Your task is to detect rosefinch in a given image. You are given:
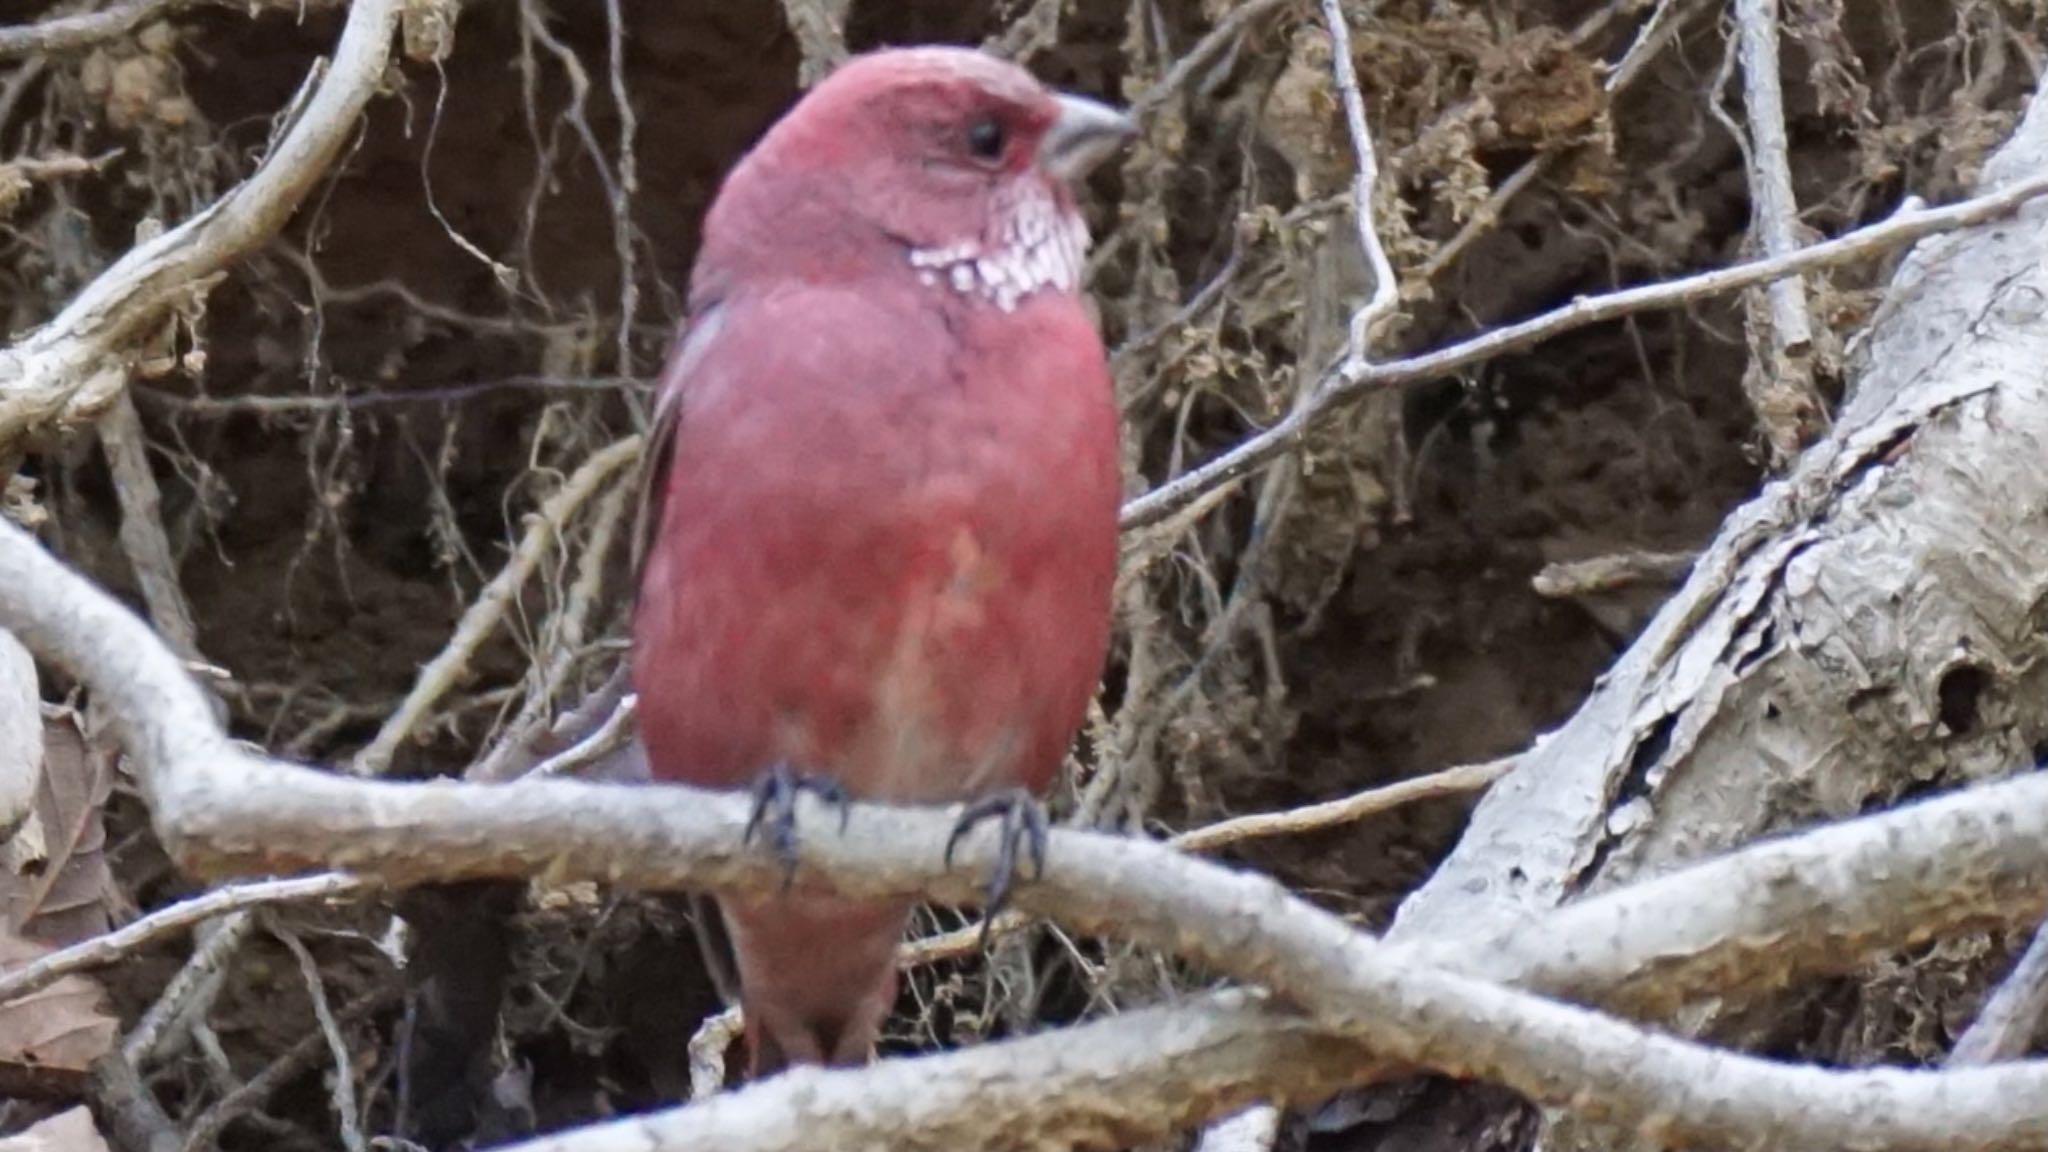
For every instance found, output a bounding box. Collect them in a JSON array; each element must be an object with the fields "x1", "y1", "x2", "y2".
[{"x1": 631, "y1": 47, "x2": 1130, "y2": 1077}]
